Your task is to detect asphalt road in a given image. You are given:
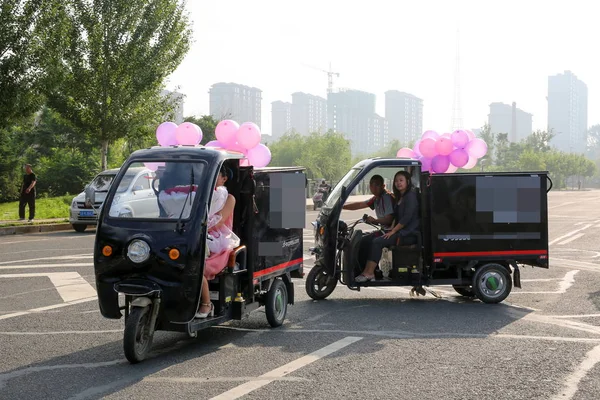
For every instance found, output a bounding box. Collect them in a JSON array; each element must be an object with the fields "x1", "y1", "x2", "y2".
[{"x1": 2, "y1": 190, "x2": 600, "y2": 399}]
